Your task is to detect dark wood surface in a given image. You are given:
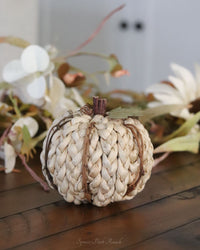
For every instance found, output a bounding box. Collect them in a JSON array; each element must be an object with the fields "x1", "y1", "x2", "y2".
[{"x1": 0, "y1": 152, "x2": 200, "y2": 250}]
